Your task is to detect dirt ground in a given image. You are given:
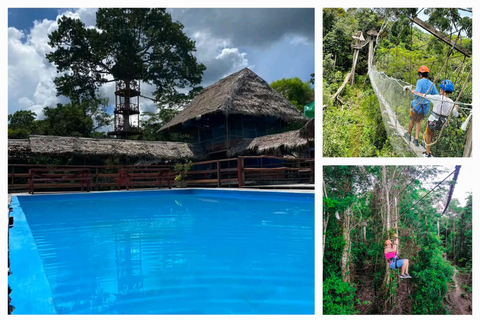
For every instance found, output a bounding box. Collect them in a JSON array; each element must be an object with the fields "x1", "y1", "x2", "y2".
[
  {"x1": 354, "y1": 265, "x2": 471, "y2": 315},
  {"x1": 444, "y1": 267, "x2": 472, "y2": 315}
]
